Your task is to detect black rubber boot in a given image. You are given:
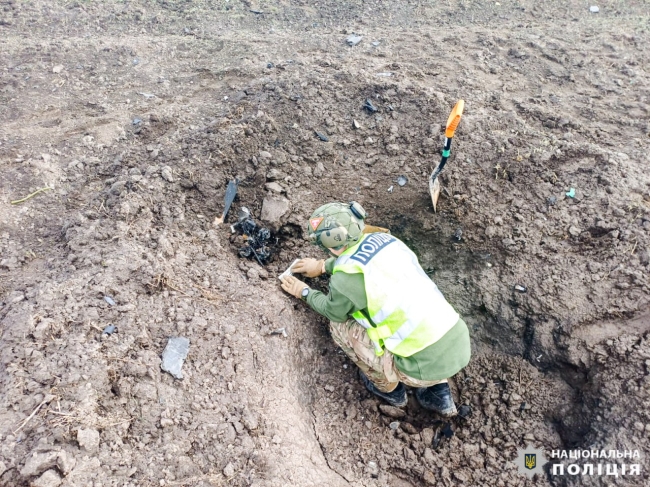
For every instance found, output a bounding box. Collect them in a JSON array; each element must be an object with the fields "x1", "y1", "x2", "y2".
[
  {"x1": 360, "y1": 371, "x2": 407, "y2": 408},
  {"x1": 415, "y1": 382, "x2": 457, "y2": 417}
]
